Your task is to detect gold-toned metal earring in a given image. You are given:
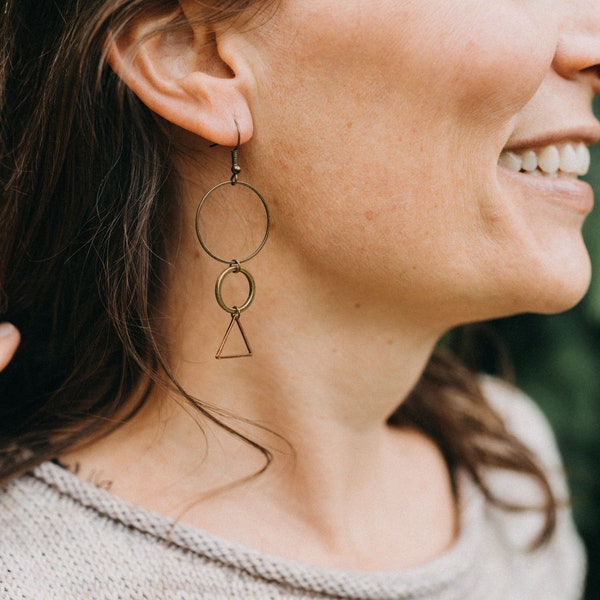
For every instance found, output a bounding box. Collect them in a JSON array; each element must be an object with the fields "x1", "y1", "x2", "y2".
[{"x1": 195, "y1": 121, "x2": 270, "y2": 359}]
